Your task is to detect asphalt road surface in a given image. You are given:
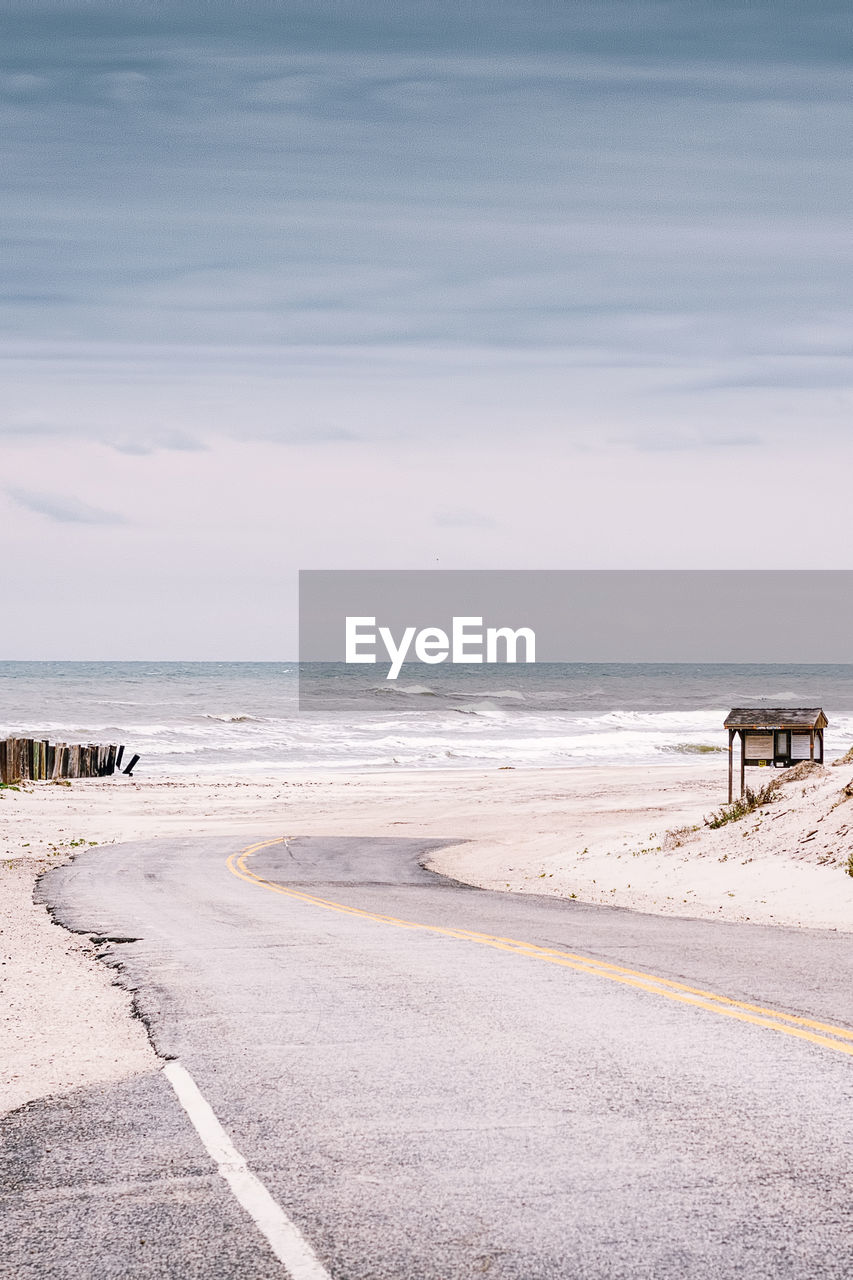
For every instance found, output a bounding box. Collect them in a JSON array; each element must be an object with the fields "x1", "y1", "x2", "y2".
[{"x1": 3, "y1": 833, "x2": 853, "y2": 1279}]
